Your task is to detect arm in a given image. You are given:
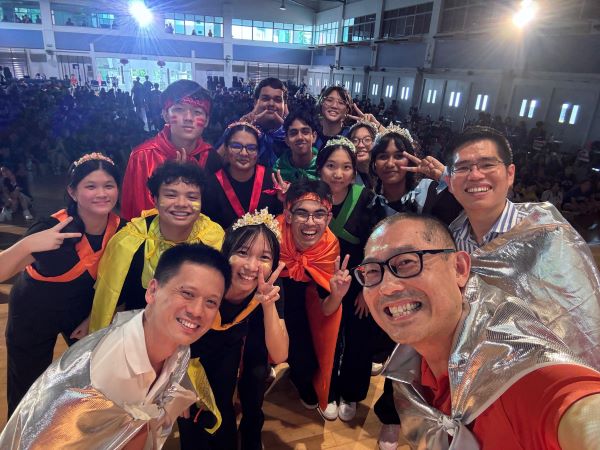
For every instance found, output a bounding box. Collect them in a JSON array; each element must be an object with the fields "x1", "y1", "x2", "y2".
[
  {"x1": 558, "y1": 393, "x2": 600, "y2": 450},
  {"x1": 256, "y1": 263, "x2": 288, "y2": 363},
  {"x1": 121, "y1": 151, "x2": 152, "y2": 220},
  {"x1": 321, "y1": 255, "x2": 351, "y2": 316}
]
